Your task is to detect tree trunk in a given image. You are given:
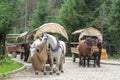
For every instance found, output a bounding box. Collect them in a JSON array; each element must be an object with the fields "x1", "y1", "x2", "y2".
[{"x1": 0, "y1": 33, "x2": 6, "y2": 60}]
